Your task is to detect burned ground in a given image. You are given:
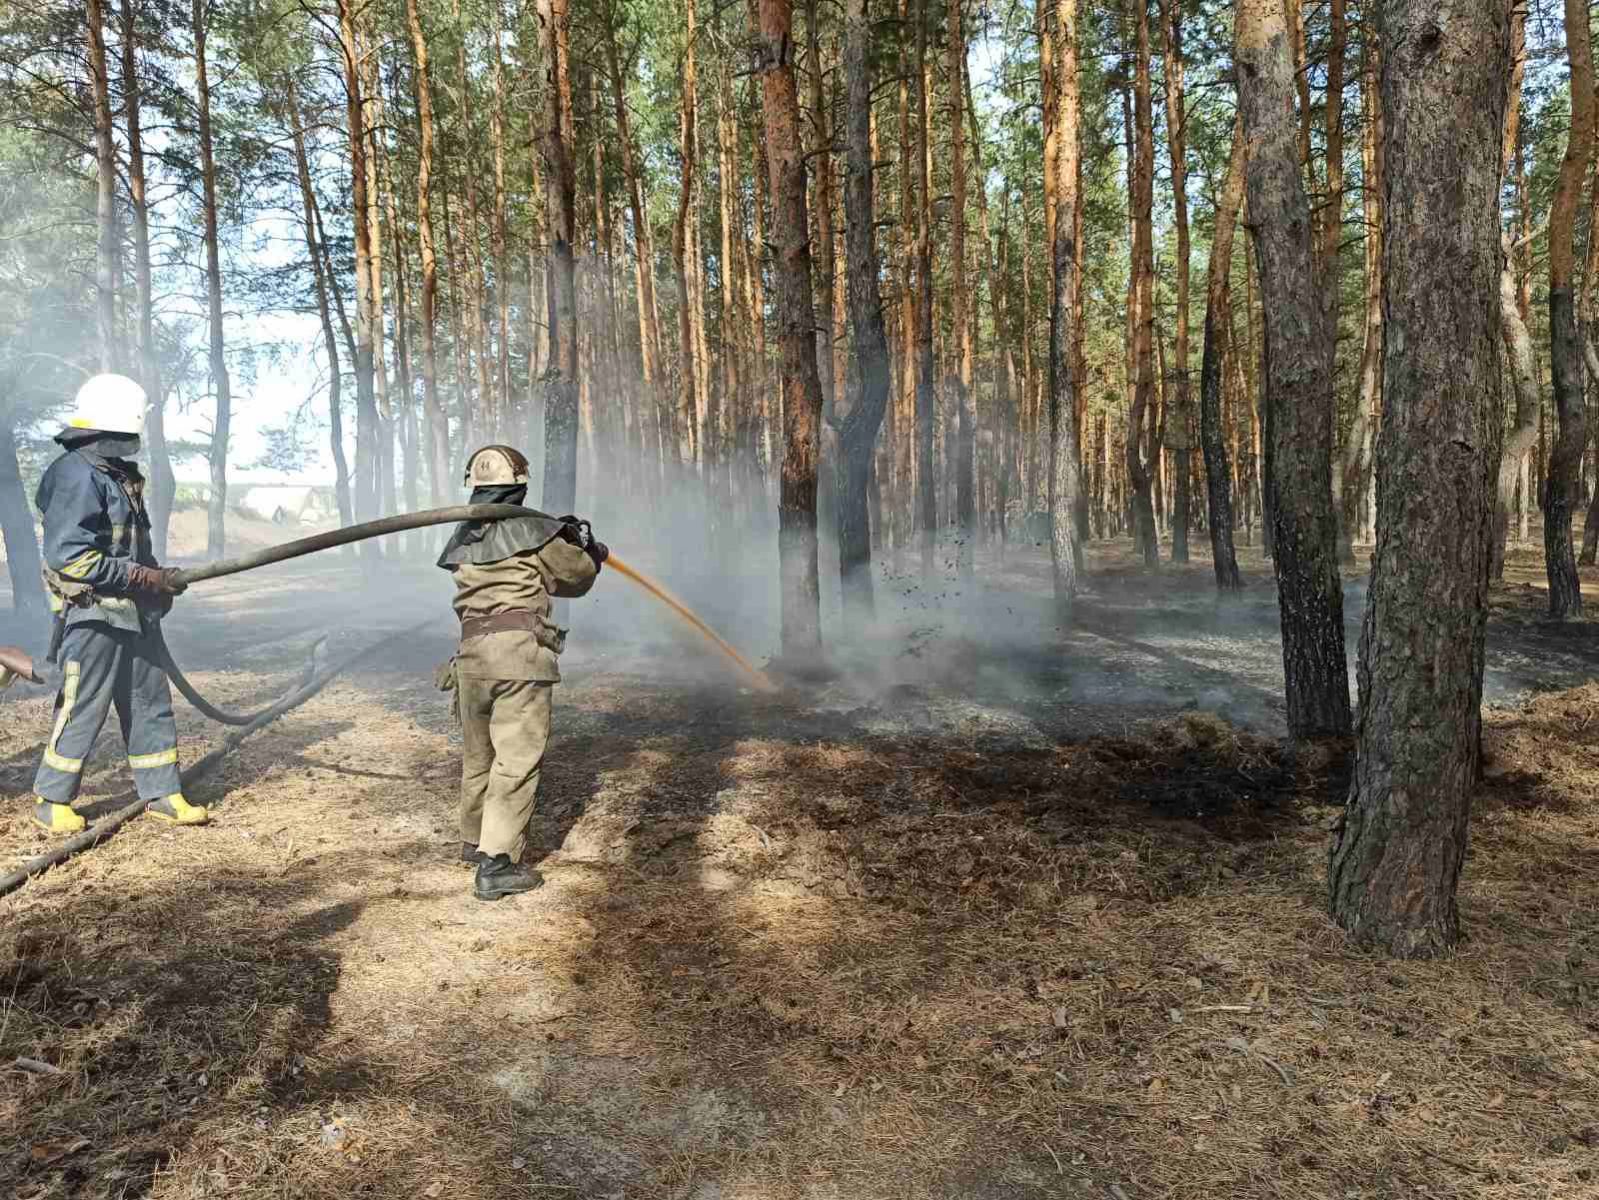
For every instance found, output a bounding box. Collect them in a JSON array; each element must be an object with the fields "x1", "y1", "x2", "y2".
[{"x1": 2, "y1": 538, "x2": 1598, "y2": 1199}]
